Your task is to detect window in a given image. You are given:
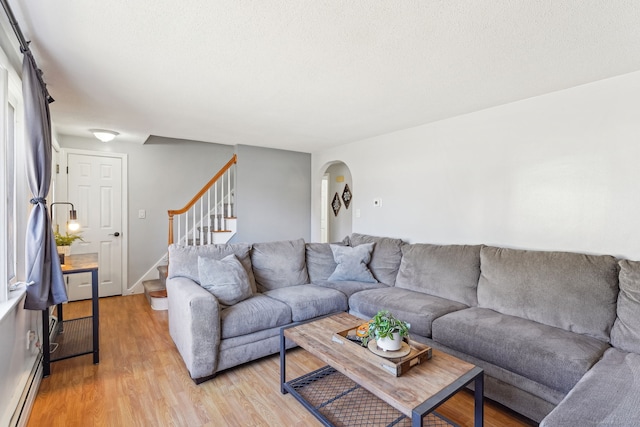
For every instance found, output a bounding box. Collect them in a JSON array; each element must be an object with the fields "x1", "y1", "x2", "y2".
[
  {"x1": 6, "y1": 102, "x2": 16, "y2": 286},
  {"x1": 0, "y1": 64, "x2": 13, "y2": 302},
  {"x1": 0, "y1": 58, "x2": 21, "y2": 303}
]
